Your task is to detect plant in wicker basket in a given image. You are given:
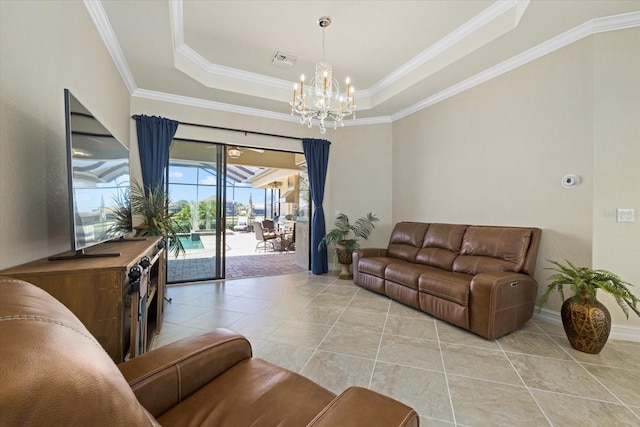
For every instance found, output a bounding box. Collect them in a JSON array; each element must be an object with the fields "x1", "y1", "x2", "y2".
[
  {"x1": 319, "y1": 212, "x2": 379, "y2": 279},
  {"x1": 537, "y1": 260, "x2": 639, "y2": 354}
]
